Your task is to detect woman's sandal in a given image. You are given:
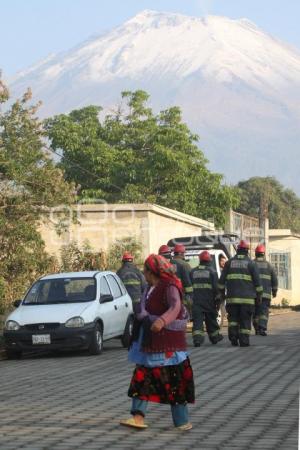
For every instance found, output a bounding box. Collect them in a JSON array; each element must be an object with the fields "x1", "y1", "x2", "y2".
[
  {"x1": 176, "y1": 422, "x2": 193, "y2": 431},
  {"x1": 120, "y1": 418, "x2": 148, "y2": 429}
]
